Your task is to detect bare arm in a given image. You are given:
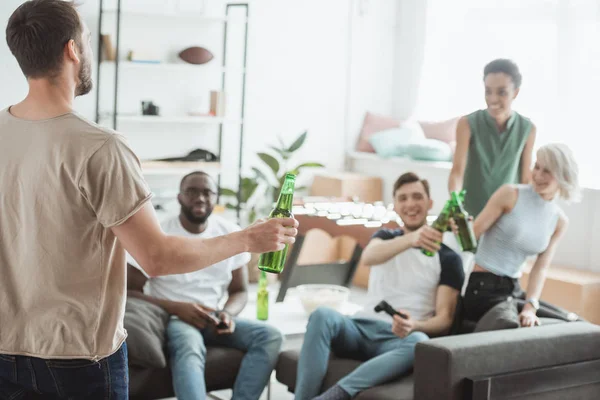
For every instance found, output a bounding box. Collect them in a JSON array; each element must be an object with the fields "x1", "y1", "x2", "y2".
[
  {"x1": 414, "y1": 285, "x2": 460, "y2": 337},
  {"x1": 392, "y1": 285, "x2": 460, "y2": 338},
  {"x1": 361, "y1": 226, "x2": 443, "y2": 266},
  {"x1": 223, "y1": 266, "x2": 249, "y2": 316},
  {"x1": 523, "y1": 214, "x2": 568, "y2": 311},
  {"x1": 472, "y1": 184, "x2": 518, "y2": 239},
  {"x1": 361, "y1": 237, "x2": 414, "y2": 266},
  {"x1": 520, "y1": 124, "x2": 537, "y2": 184},
  {"x1": 112, "y1": 202, "x2": 298, "y2": 277},
  {"x1": 448, "y1": 116, "x2": 471, "y2": 193}
]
